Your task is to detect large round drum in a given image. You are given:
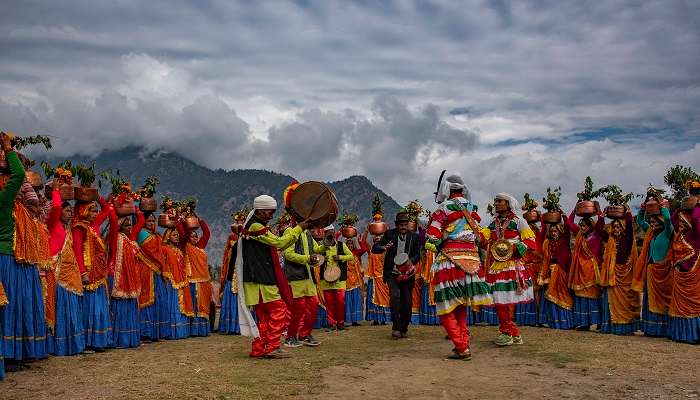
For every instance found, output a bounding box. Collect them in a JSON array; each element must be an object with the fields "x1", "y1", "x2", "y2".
[{"x1": 288, "y1": 181, "x2": 338, "y2": 228}]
